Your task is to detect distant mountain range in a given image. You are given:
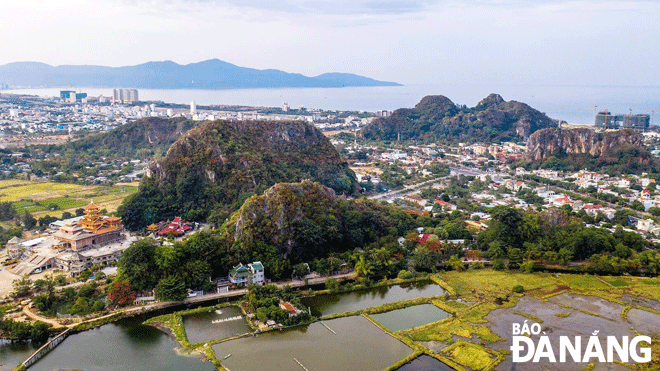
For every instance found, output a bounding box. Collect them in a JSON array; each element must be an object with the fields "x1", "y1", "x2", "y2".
[{"x1": 0, "y1": 59, "x2": 401, "y2": 89}]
